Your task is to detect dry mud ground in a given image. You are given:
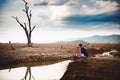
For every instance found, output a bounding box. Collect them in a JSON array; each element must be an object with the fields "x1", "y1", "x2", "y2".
[
  {"x1": 0, "y1": 43, "x2": 120, "y2": 80},
  {"x1": 61, "y1": 57, "x2": 120, "y2": 80},
  {"x1": 0, "y1": 43, "x2": 77, "y2": 69},
  {"x1": 0, "y1": 43, "x2": 120, "y2": 67}
]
